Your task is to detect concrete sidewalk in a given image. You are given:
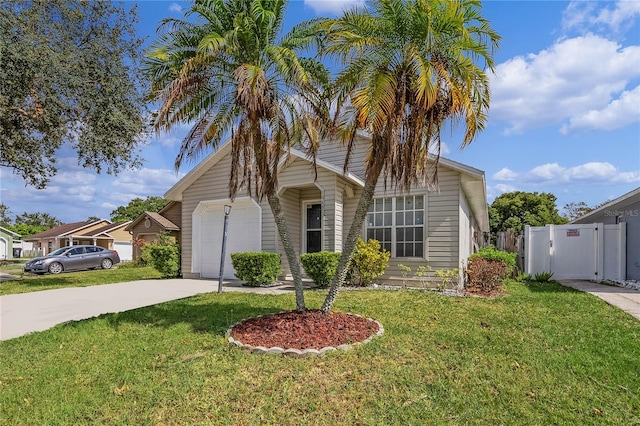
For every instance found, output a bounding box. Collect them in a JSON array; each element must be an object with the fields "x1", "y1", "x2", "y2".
[
  {"x1": 558, "y1": 279, "x2": 640, "y2": 320},
  {"x1": 0, "y1": 279, "x2": 293, "y2": 341}
]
